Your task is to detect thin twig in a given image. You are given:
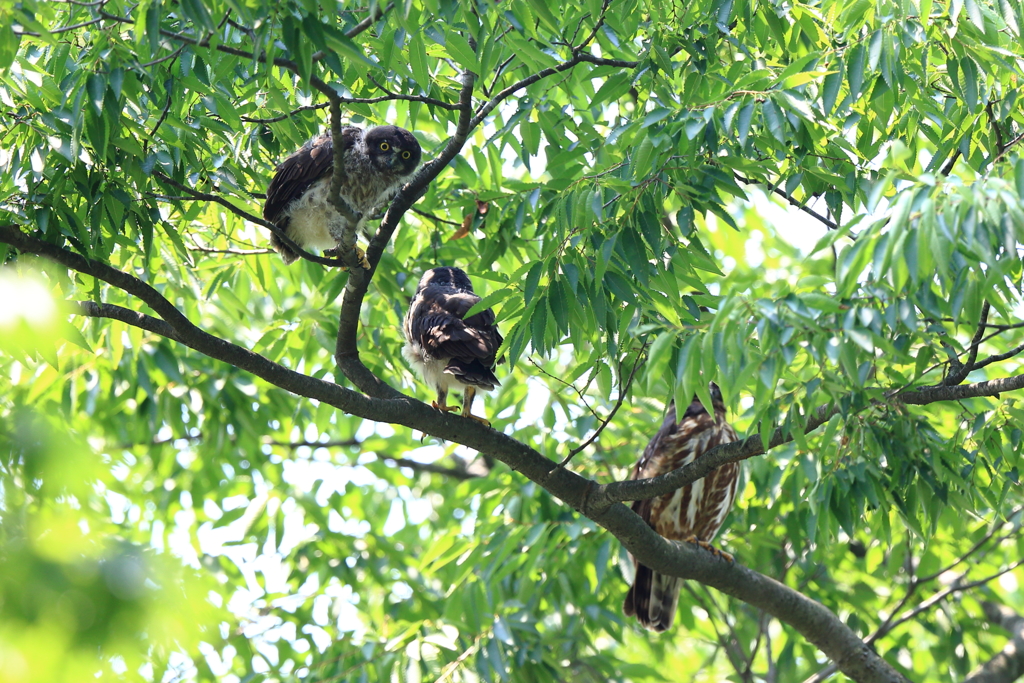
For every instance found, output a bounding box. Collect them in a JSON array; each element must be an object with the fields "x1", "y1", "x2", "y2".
[
  {"x1": 974, "y1": 341, "x2": 1024, "y2": 370},
  {"x1": 734, "y1": 172, "x2": 840, "y2": 231},
  {"x1": 366, "y1": 75, "x2": 462, "y2": 110},
  {"x1": 241, "y1": 102, "x2": 329, "y2": 124},
  {"x1": 528, "y1": 358, "x2": 601, "y2": 422},
  {"x1": 152, "y1": 171, "x2": 347, "y2": 267},
  {"x1": 147, "y1": 91, "x2": 173, "y2": 142},
  {"x1": 139, "y1": 44, "x2": 186, "y2": 69},
  {"x1": 945, "y1": 301, "x2": 989, "y2": 385},
  {"x1": 411, "y1": 207, "x2": 462, "y2": 227},
  {"x1": 267, "y1": 438, "x2": 482, "y2": 479},
  {"x1": 563, "y1": 339, "x2": 649, "y2": 464}
]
